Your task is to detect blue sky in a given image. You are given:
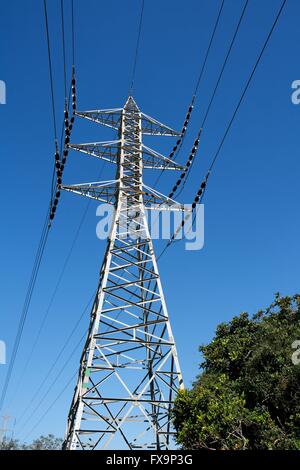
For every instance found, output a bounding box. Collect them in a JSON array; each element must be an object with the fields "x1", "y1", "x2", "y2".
[{"x1": 0, "y1": 0, "x2": 299, "y2": 444}]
